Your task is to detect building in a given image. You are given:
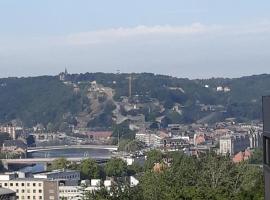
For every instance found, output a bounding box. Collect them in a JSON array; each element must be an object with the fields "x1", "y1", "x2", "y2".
[
  {"x1": 59, "y1": 68, "x2": 68, "y2": 81},
  {"x1": 163, "y1": 136, "x2": 189, "y2": 149},
  {"x1": 33, "y1": 169, "x2": 80, "y2": 186},
  {"x1": 2, "y1": 140, "x2": 27, "y2": 155},
  {"x1": 0, "y1": 187, "x2": 16, "y2": 200},
  {"x1": 135, "y1": 131, "x2": 163, "y2": 147},
  {"x1": 0, "y1": 174, "x2": 58, "y2": 200},
  {"x1": 59, "y1": 185, "x2": 82, "y2": 200},
  {"x1": 219, "y1": 134, "x2": 250, "y2": 156},
  {"x1": 0, "y1": 125, "x2": 23, "y2": 140},
  {"x1": 248, "y1": 128, "x2": 262, "y2": 149},
  {"x1": 84, "y1": 131, "x2": 112, "y2": 141},
  {"x1": 263, "y1": 96, "x2": 270, "y2": 200},
  {"x1": 232, "y1": 149, "x2": 252, "y2": 163}
]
